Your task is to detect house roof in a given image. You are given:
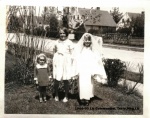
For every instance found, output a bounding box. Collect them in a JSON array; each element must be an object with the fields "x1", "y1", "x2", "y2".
[
  {"x1": 78, "y1": 8, "x2": 117, "y2": 27},
  {"x1": 127, "y1": 12, "x2": 141, "y2": 19}
]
